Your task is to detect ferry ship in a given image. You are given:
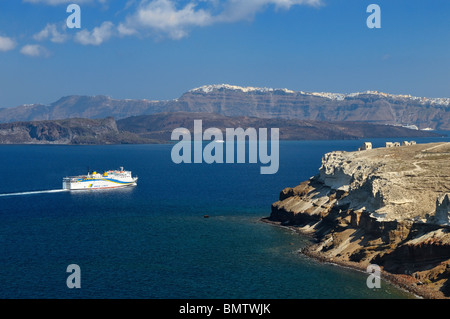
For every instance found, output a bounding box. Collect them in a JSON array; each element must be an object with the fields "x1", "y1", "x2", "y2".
[{"x1": 63, "y1": 167, "x2": 138, "y2": 190}]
